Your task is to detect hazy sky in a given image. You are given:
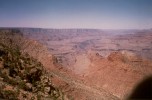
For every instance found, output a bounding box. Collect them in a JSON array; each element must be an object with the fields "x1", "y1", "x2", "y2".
[{"x1": 0, "y1": 0, "x2": 152, "y2": 29}]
